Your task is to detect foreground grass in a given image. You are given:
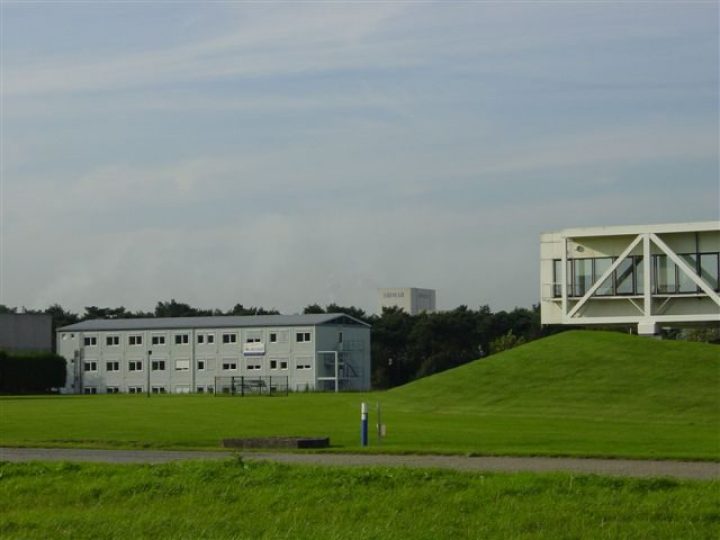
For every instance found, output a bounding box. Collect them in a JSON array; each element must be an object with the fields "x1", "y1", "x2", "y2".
[
  {"x1": 1, "y1": 331, "x2": 718, "y2": 459},
  {"x1": 1, "y1": 460, "x2": 718, "y2": 539}
]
